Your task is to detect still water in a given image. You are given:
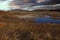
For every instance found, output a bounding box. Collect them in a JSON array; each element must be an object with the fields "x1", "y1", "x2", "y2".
[{"x1": 34, "y1": 15, "x2": 60, "y2": 24}]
